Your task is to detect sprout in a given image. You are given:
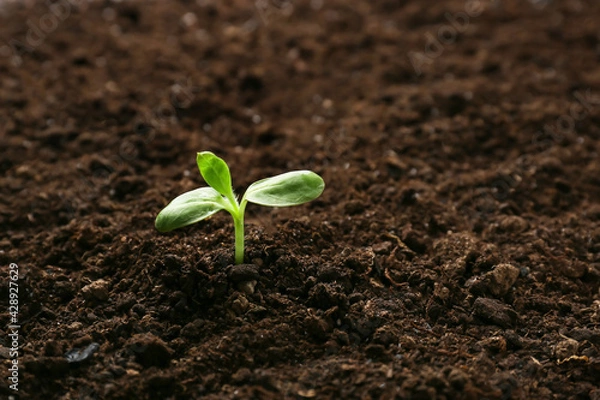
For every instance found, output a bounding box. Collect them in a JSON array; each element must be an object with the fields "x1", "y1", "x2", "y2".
[{"x1": 156, "y1": 151, "x2": 325, "y2": 264}]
